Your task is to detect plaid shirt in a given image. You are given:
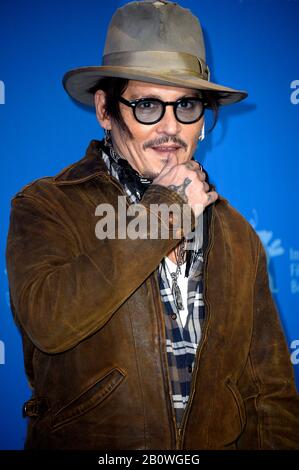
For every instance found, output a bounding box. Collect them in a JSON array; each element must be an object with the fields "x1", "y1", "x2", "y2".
[
  {"x1": 158, "y1": 257, "x2": 205, "y2": 426},
  {"x1": 100, "y1": 141, "x2": 205, "y2": 427}
]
